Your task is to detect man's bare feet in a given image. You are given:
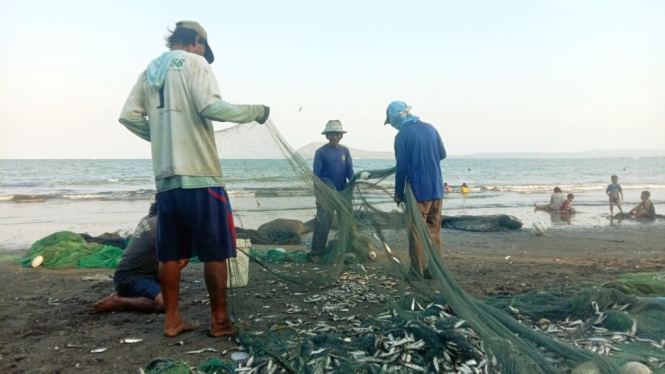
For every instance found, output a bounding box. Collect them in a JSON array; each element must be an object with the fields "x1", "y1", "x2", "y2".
[
  {"x1": 164, "y1": 320, "x2": 199, "y2": 337},
  {"x1": 209, "y1": 318, "x2": 237, "y2": 337},
  {"x1": 89, "y1": 293, "x2": 120, "y2": 314}
]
